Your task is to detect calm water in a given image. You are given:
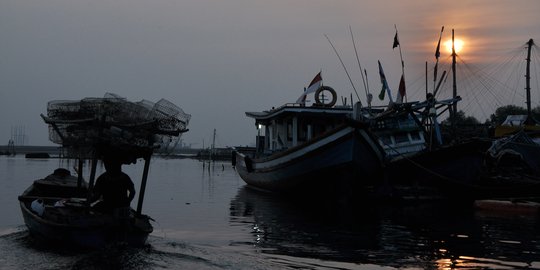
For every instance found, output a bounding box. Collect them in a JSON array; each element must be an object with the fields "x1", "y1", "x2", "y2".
[{"x1": 1, "y1": 156, "x2": 539, "y2": 269}]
